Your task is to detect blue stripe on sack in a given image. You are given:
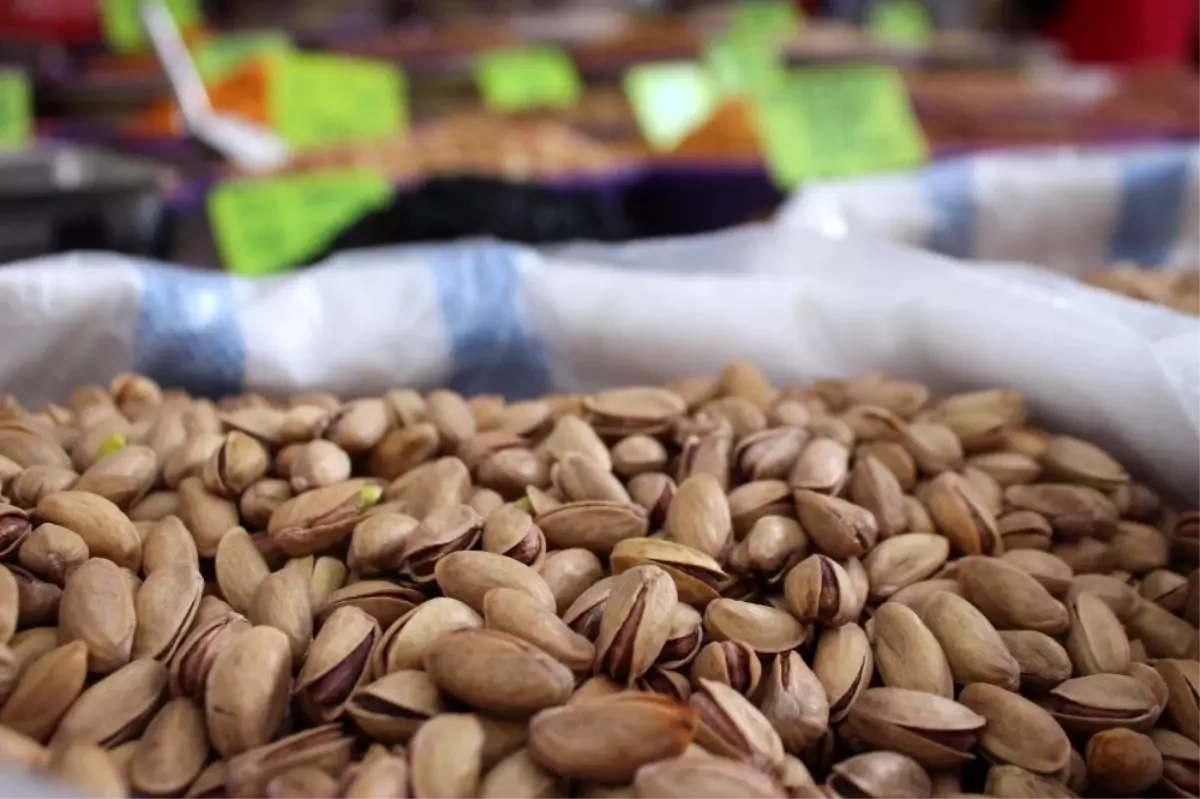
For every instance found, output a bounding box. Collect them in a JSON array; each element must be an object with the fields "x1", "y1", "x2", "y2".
[
  {"x1": 427, "y1": 242, "x2": 550, "y2": 400},
  {"x1": 918, "y1": 158, "x2": 976, "y2": 259},
  {"x1": 134, "y1": 265, "x2": 245, "y2": 397},
  {"x1": 1109, "y1": 148, "x2": 1195, "y2": 267}
]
